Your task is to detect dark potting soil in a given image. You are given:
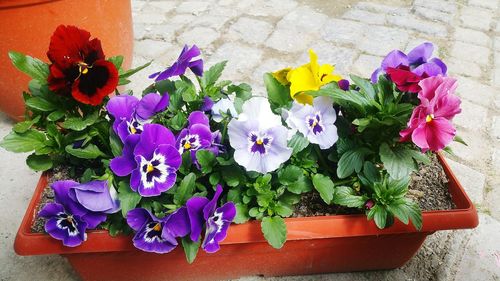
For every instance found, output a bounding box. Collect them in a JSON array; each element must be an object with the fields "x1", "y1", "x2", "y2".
[
  {"x1": 30, "y1": 155, "x2": 455, "y2": 233},
  {"x1": 292, "y1": 154, "x2": 455, "y2": 217}
]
